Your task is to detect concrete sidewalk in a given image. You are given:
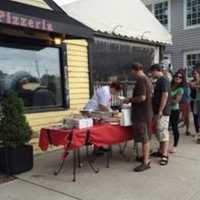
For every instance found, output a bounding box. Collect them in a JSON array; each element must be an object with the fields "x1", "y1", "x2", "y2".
[{"x1": 0, "y1": 133, "x2": 200, "y2": 200}]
